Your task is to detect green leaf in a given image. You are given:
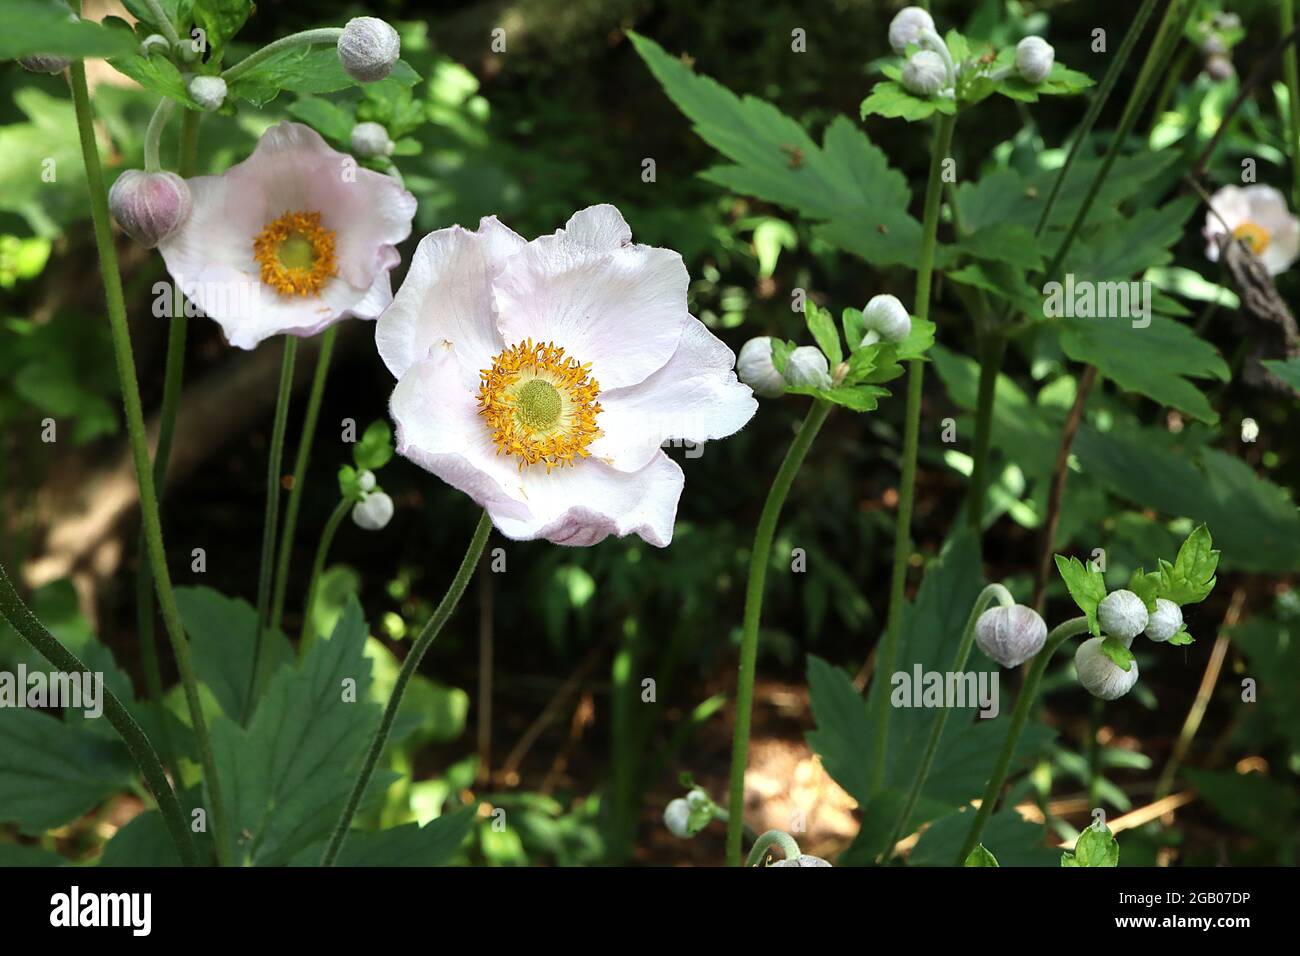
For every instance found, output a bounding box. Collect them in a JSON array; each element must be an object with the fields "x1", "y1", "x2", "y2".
[
  {"x1": 1186, "y1": 769, "x2": 1299, "y2": 842},
  {"x1": 287, "y1": 96, "x2": 356, "y2": 145},
  {"x1": 1099, "y1": 636, "x2": 1135, "y2": 673},
  {"x1": 174, "y1": 587, "x2": 293, "y2": 721},
  {"x1": 0, "y1": 842, "x2": 65, "y2": 866},
  {"x1": 1063, "y1": 822, "x2": 1119, "y2": 867},
  {"x1": 0, "y1": 1, "x2": 138, "y2": 59},
  {"x1": 318, "y1": 806, "x2": 476, "y2": 865},
  {"x1": 805, "y1": 301, "x2": 842, "y2": 365},
  {"x1": 1054, "y1": 555, "x2": 1107, "y2": 637},
  {"x1": 1157, "y1": 525, "x2": 1219, "y2": 606},
  {"x1": 192, "y1": 0, "x2": 251, "y2": 63},
  {"x1": 955, "y1": 222, "x2": 1044, "y2": 271},
  {"x1": 1262, "y1": 358, "x2": 1300, "y2": 394},
  {"x1": 860, "y1": 81, "x2": 954, "y2": 121},
  {"x1": 109, "y1": 52, "x2": 201, "y2": 109},
  {"x1": 1055, "y1": 317, "x2": 1228, "y2": 424},
  {"x1": 1128, "y1": 568, "x2": 1162, "y2": 613},
  {"x1": 0, "y1": 710, "x2": 133, "y2": 834},
  {"x1": 353, "y1": 420, "x2": 394, "y2": 470},
  {"x1": 1166, "y1": 629, "x2": 1194, "y2": 646},
  {"x1": 1000, "y1": 62, "x2": 1095, "y2": 103},
  {"x1": 964, "y1": 844, "x2": 999, "y2": 867},
  {"x1": 209, "y1": 597, "x2": 383, "y2": 866}
]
